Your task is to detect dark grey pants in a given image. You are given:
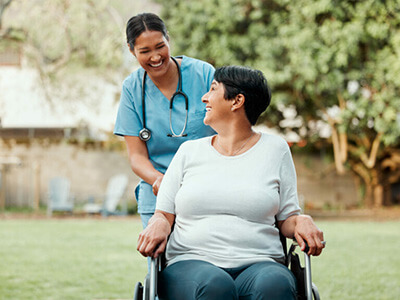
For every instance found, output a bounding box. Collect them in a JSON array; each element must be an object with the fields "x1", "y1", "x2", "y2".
[{"x1": 158, "y1": 259, "x2": 297, "y2": 300}]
